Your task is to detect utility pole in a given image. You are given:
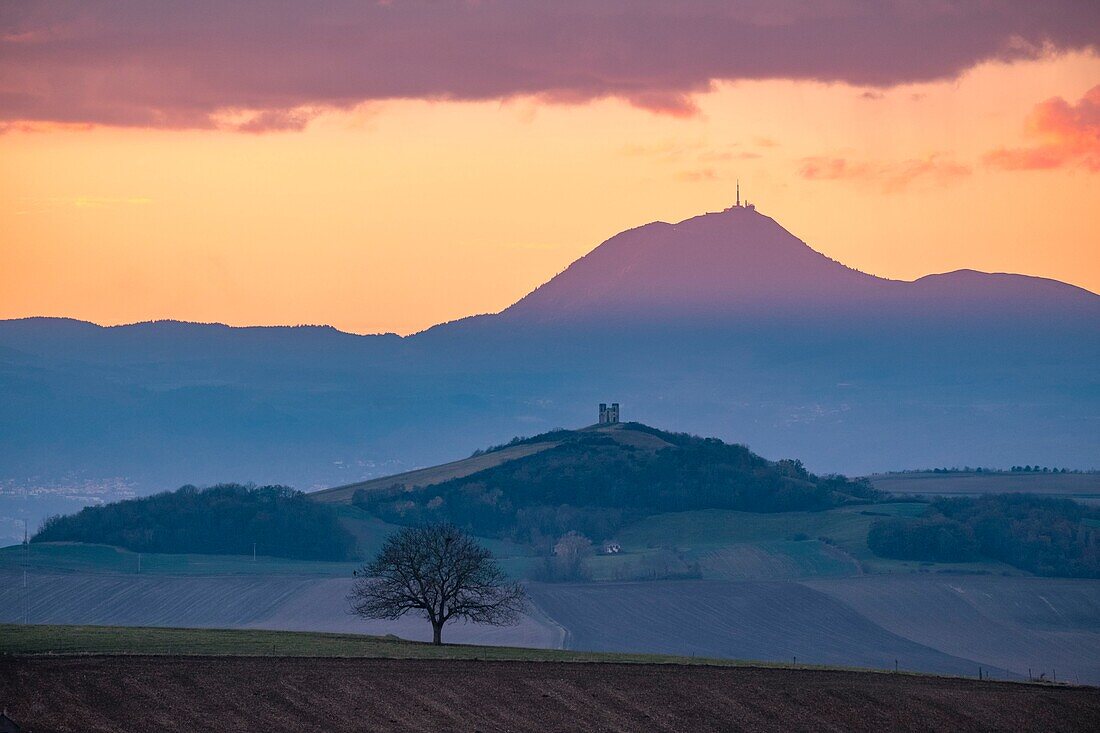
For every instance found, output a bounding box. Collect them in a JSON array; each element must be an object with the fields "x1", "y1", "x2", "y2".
[{"x1": 253, "y1": 542, "x2": 257, "y2": 562}]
